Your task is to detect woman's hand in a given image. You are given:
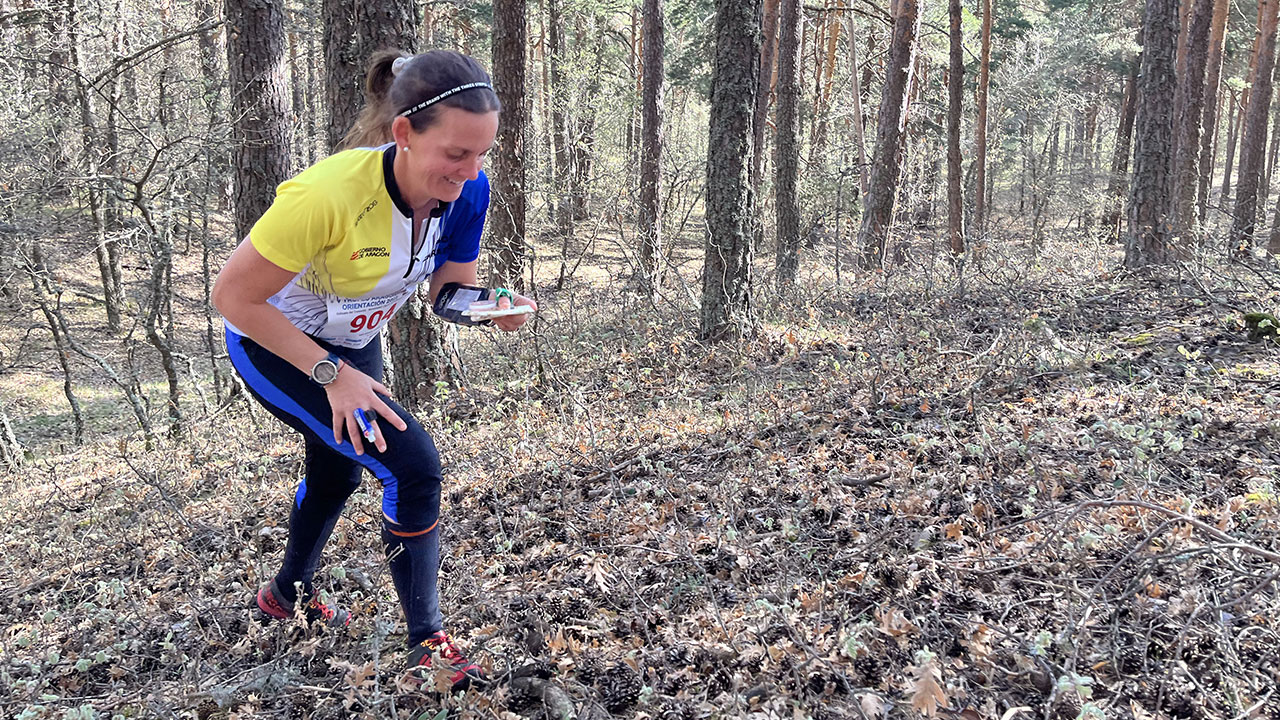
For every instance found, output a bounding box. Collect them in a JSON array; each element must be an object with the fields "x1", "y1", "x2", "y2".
[
  {"x1": 324, "y1": 363, "x2": 409, "y2": 455},
  {"x1": 492, "y1": 292, "x2": 538, "y2": 332}
]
